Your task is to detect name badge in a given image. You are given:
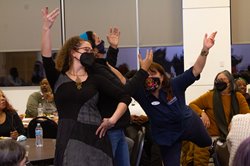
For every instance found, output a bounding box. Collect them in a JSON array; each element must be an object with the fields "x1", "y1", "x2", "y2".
[{"x1": 151, "y1": 101, "x2": 160, "y2": 106}]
